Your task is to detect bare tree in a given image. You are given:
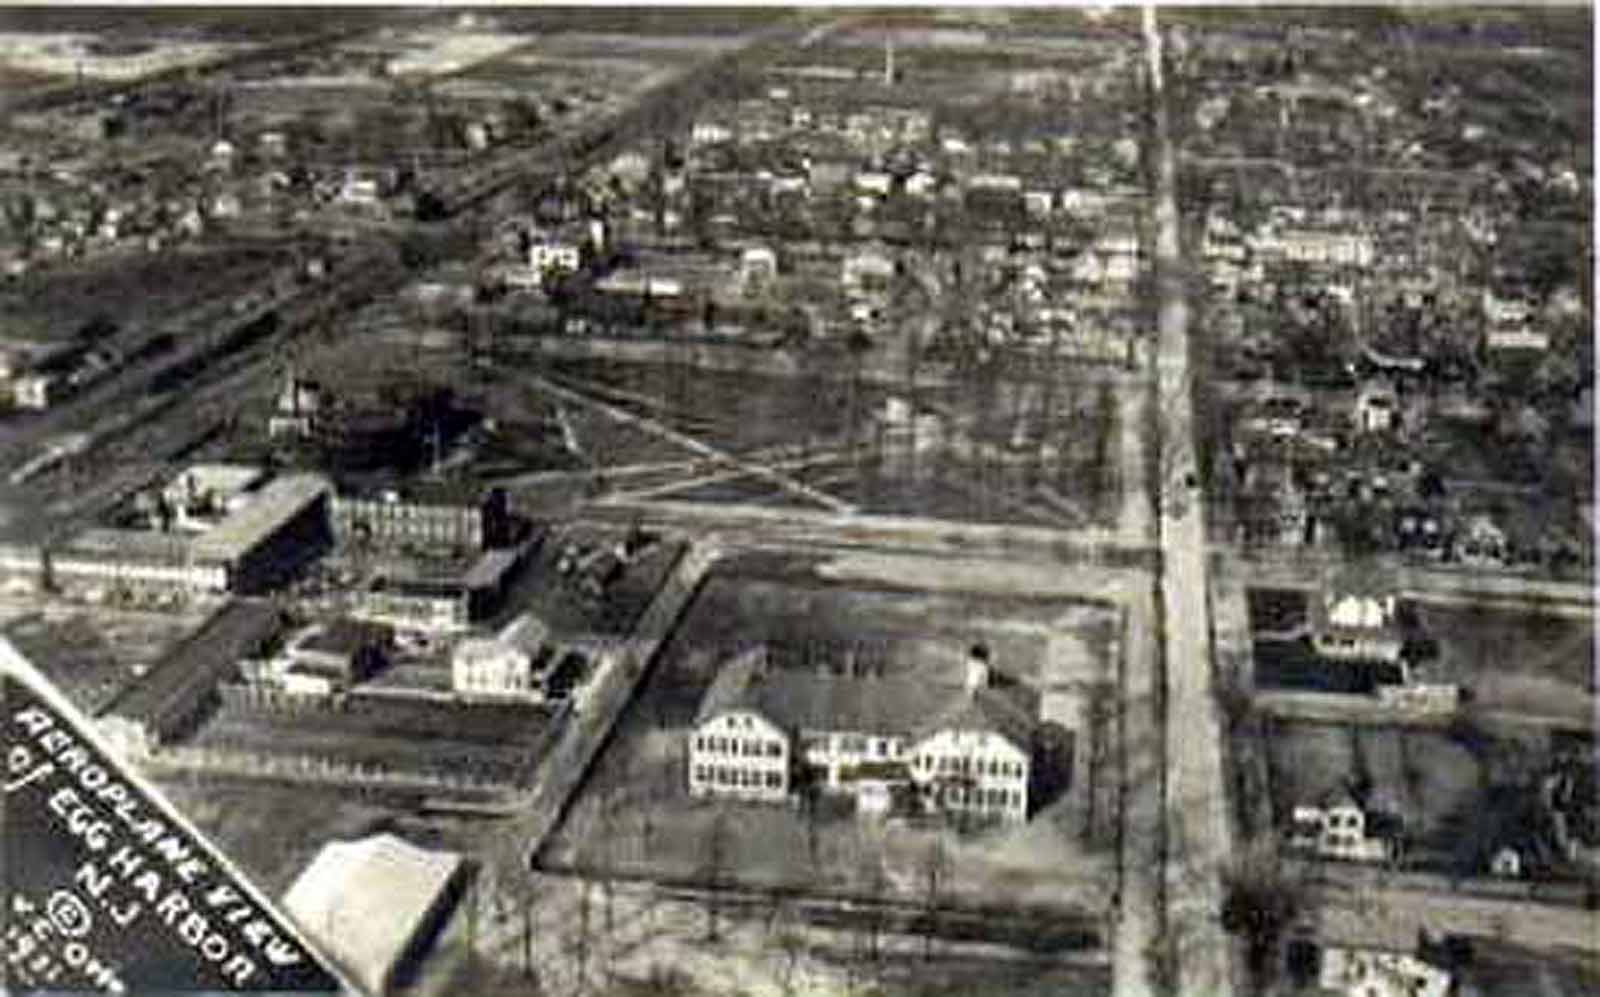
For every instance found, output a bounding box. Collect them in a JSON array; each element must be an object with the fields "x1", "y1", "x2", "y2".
[
  {"x1": 854, "y1": 831, "x2": 890, "y2": 972},
  {"x1": 594, "y1": 789, "x2": 624, "y2": 941},
  {"x1": 572, "y1": 879, "x2": 593, "y2": 995},
  {"x1": 1219, "y1": 834, "x2": 1310, "y2": 991},
  {"x1": 917, "y1": 836, "x2": 949, "y2": 962},
  {"x1": 700, "y1": 807, "x2": 734, "y2": 943},
  {"x1": 774, "y1": 926, "x2": 807, "y2": 997}
]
